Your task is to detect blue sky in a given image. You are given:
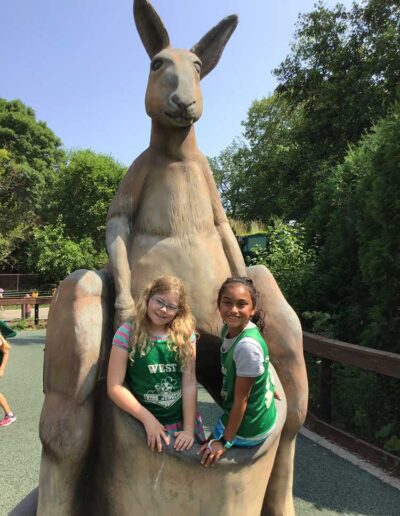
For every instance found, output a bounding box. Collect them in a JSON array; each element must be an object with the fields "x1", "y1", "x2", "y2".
[{"x1": 2, "y1": 0, "x2": 353, "y2": 167}]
